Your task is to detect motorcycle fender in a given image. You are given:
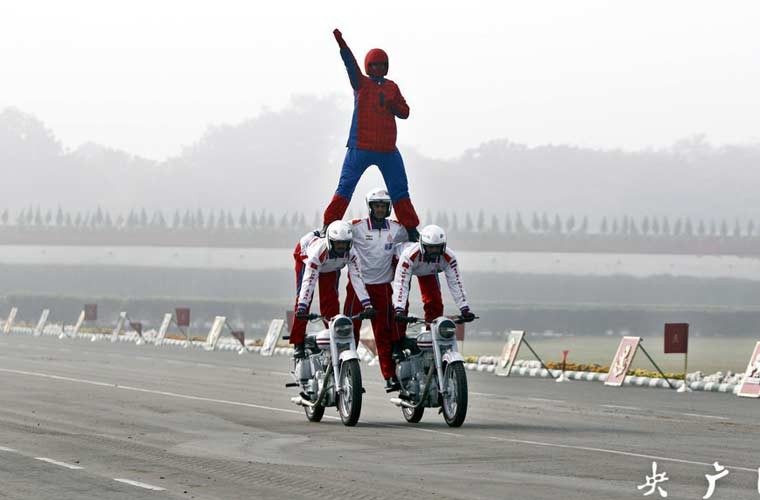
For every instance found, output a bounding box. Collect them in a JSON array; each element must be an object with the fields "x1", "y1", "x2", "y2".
[
  {"x1": 442, "y1": 352, "x2": 464, "y2": 365},
  {"x1": 339, "y1": 350, "x2": 360, "y2": 363}
]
